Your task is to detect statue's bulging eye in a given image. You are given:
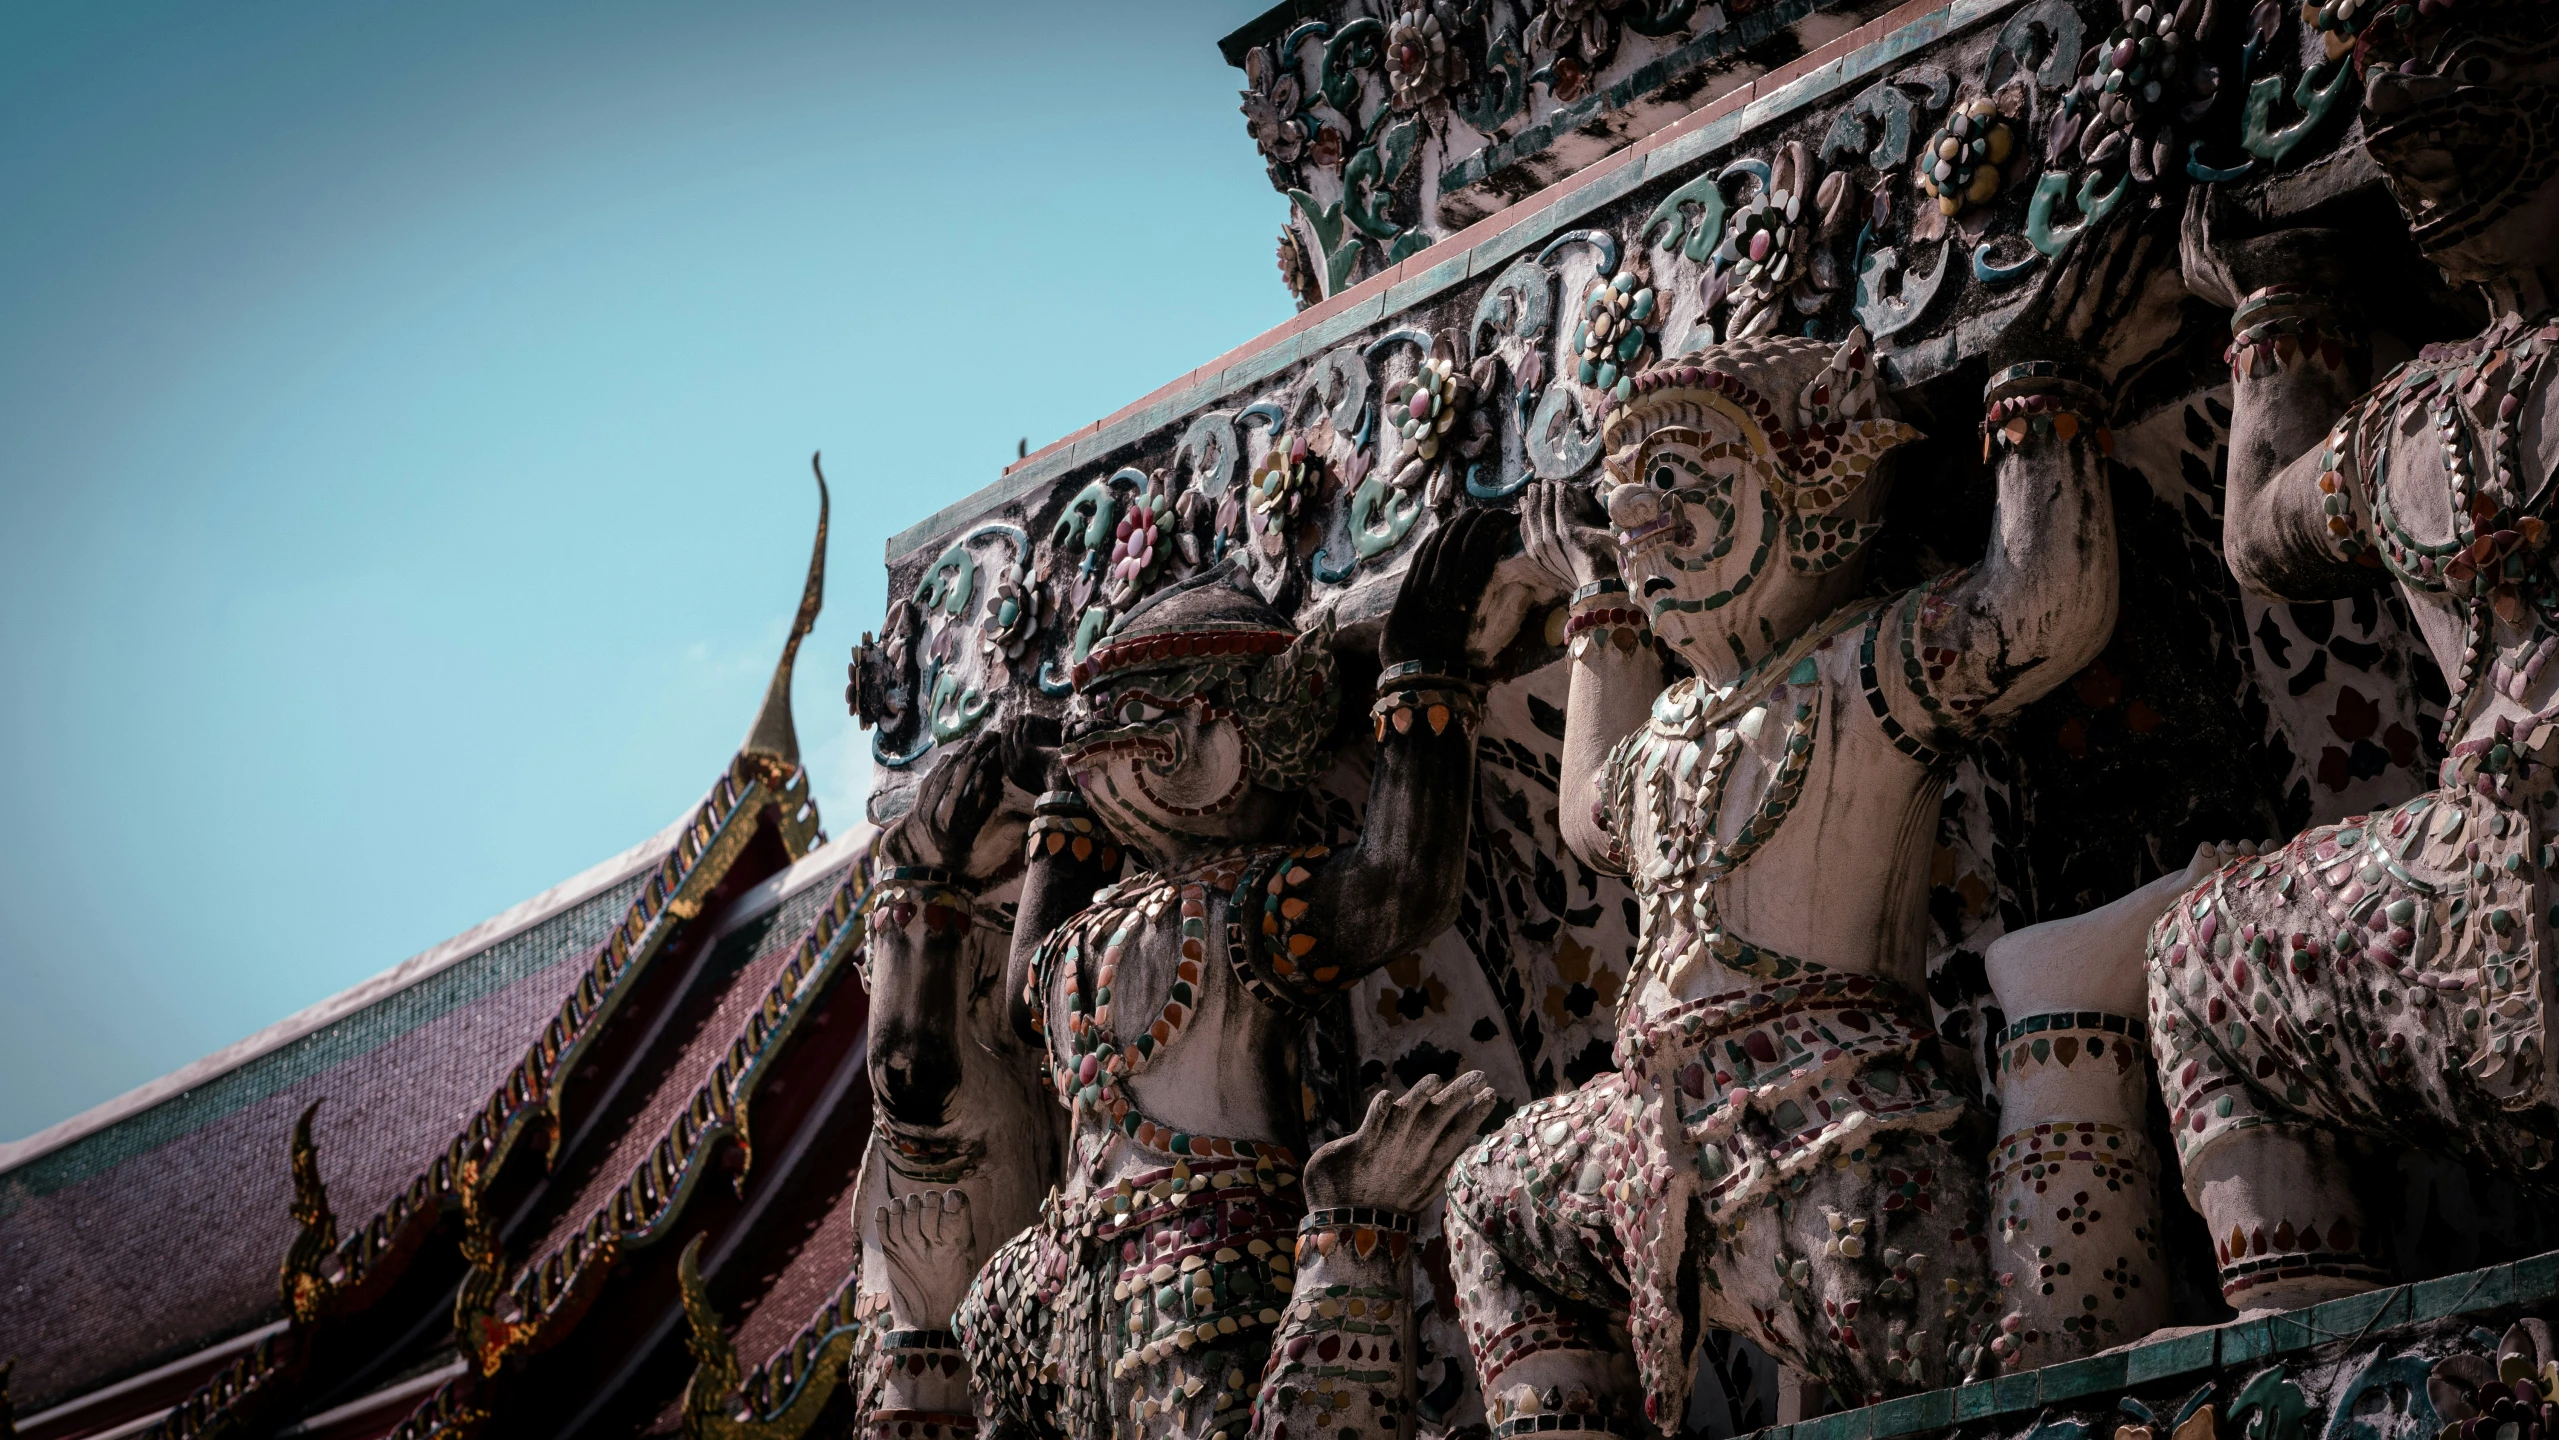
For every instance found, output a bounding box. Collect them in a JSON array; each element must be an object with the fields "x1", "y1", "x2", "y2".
[
  {"x1": 1652, "y1": 462, "x2": 1680, "y2": 491},
  {"x1": 1120, "y1": 696, "x2": 1166, "y2": 724}
]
